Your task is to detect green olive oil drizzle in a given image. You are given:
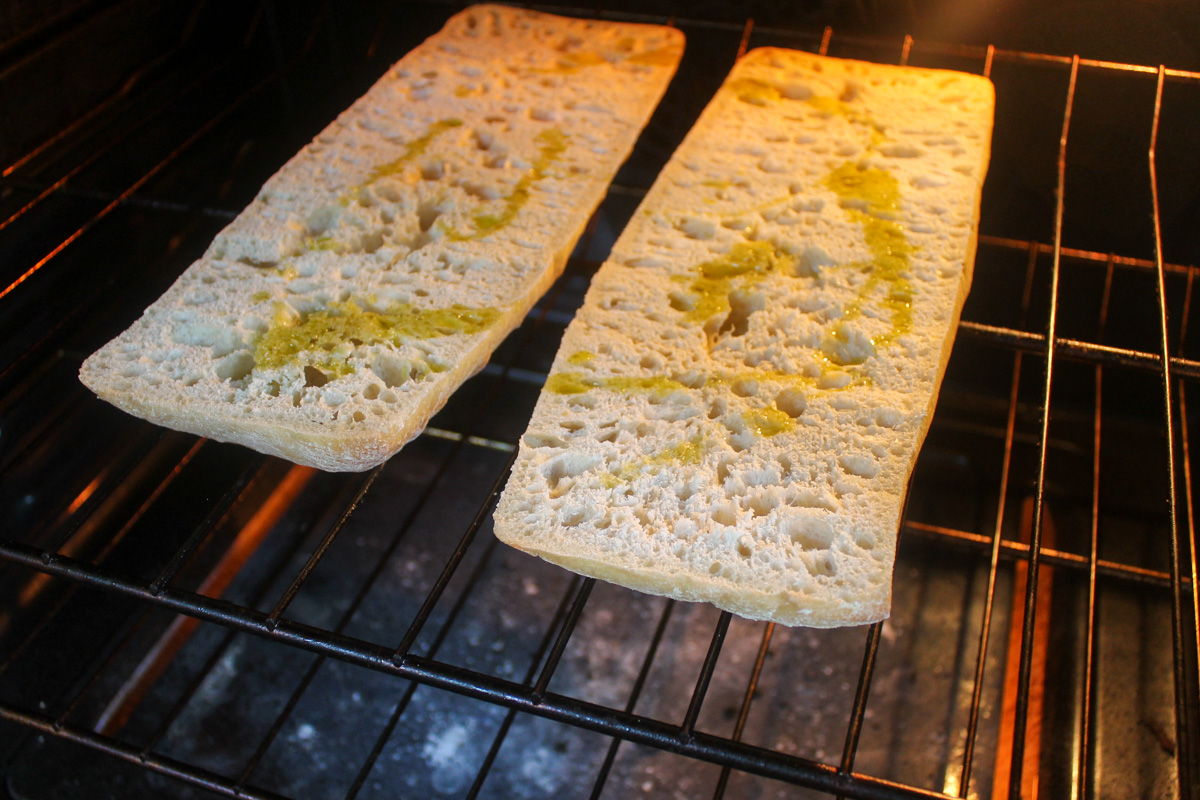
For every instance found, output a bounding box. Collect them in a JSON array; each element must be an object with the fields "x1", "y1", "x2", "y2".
[
  {"x1": 241, "y1": 120, "x2": 512, "y2": 387},
  {"x1": 721, "y1": 74, "x2": 914, "y2": 360},
  {"x1": 544, "y1": 371, "x2": 689, "y2": 397},
  {"x1": 440, "y1": 128, "x2": 569, "y2": 241},
  {"x1": 367, "y1": 118, "x2": 463, "y2": 182},
  {"x1": 677, "y1": 240, "x2": 795, "y2": 324},
  {"x1": 741, "y1": 406, "x2": 795, "y2": 437},
  {"x1": 600, "y1": 434, "x2": 706, "y2": 488},
  {"x1": 254, "y1": 118, "x2": 464, "y2": 265},
  {"x1": 253, "y1": 300, "x2": 500, "y2": 380},
  {"x1": 823, "y1": 161, "x2": 914, "y2": 354}
]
